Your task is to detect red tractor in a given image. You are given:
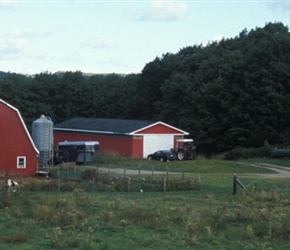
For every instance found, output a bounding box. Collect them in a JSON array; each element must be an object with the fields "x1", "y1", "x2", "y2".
[{"x1": 171, "y1": 139, "x2": 196, "y2": 161}]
